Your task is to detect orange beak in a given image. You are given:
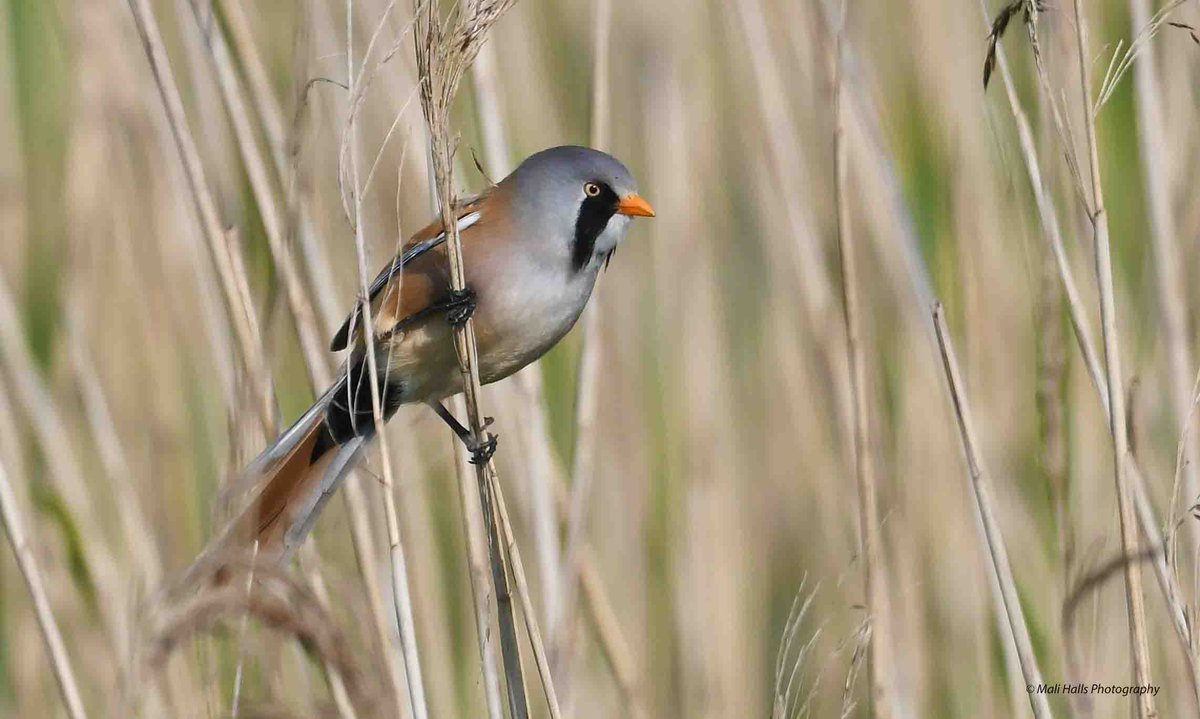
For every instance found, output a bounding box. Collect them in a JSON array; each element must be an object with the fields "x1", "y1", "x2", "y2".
[{"x1": 615, "y1": 194, "x2": 656, "y2": 218}]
